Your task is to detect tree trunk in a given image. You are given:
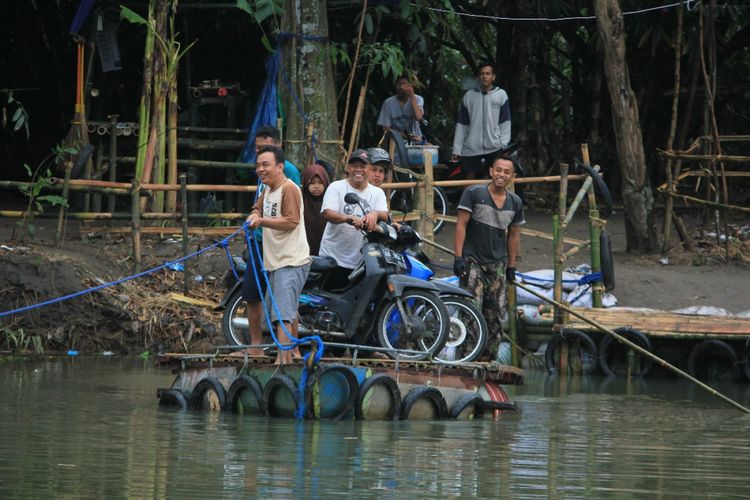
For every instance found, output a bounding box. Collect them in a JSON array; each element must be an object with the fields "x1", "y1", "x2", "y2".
[
  {"x1": 594, "y1": 0, "x2": 657, "y2": 253},
  {"x1": 281, "y1": 0, "x2": 340, "y2": 172}
]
